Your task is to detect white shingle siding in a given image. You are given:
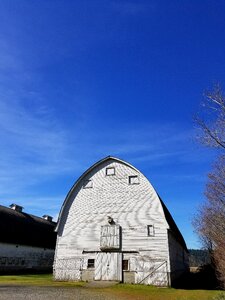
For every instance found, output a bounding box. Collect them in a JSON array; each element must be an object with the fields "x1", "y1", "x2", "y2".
[{"x1": 54, "y1": 157, "x2": 188, "y2": 285}]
